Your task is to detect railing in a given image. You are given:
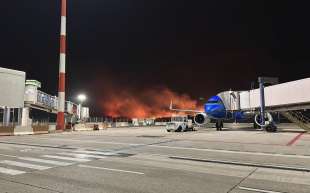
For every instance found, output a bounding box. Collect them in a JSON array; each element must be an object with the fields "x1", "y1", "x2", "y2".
[
  {"x1": 281, "y1": 111, "x2": 310, "y2": 131},
  {"x1": 290, "y1": 111, "x2": 310, "y2": 124}
]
